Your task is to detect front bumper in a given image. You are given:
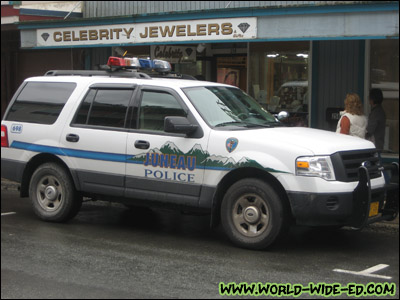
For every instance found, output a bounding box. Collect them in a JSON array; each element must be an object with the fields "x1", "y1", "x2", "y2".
[{"x1": 288, "y1": 163, "x2": 399, "y2": 228}]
